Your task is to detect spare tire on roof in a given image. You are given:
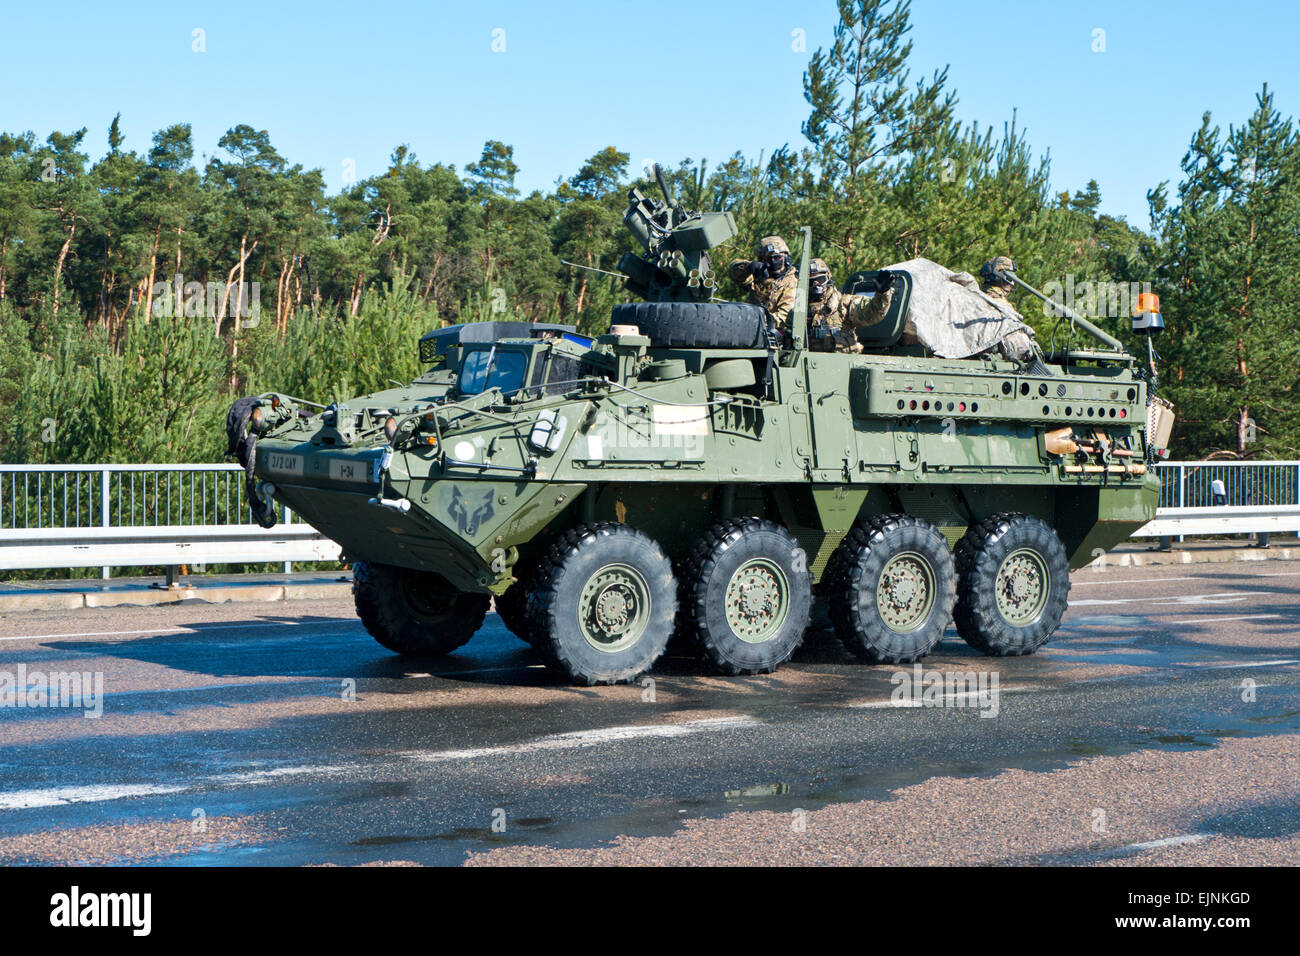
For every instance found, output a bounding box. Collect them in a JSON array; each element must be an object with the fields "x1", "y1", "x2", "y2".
[{"x1": 609, "y1": 301, "x2": 772, "y2": 349}]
